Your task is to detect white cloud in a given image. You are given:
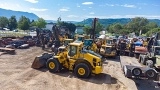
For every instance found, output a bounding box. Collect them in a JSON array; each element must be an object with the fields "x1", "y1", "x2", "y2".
[
  {"x1": 89, "y1": 7, "x2": 92, "y2": 8},
  {"x1": 30, "y1": 8, "x2": 48, "y2": 11},
  {"x1": 25, "y1": 0, "x2": 38, "y2": 3},
  {"x1": 67, "y1": 15, "x2": 79, "y2": 18},
  {"x1": 89, "y1": 12, "x2": 94, "y2": 14},
  {"x1": 0, "y1": 3, "x2": 24, "y2": 11},
  {"x1": 121, "y1": 4, "x2": 136, "y2": 8},
  {"x1": 82, "y1": 2, "x2": 94, "y2": 5},
  {"x1": 106, "y1": 4, "x2": 114, "y2": 7},
  {"x1": 59, "y1": 7, "x2": 70, "y2": 12},
  {"x1": 102, "y1": 3, "x2": 136, "y2": 8},
  {"x1": 85, "y1": 15, "x2": 160, "y2": 19},
  {"x1": 125, "y1": 15, "x2": 160, "y2": 19}
]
